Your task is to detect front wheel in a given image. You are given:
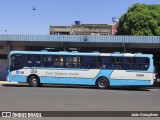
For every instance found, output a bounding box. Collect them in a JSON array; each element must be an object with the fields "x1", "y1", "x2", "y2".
[
  {"x1": 96, "y1": 77, "x2": 109, "y2": 89},
  {"x1": 28, "y1": 75, "x2": 40, "y2": 87}
]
